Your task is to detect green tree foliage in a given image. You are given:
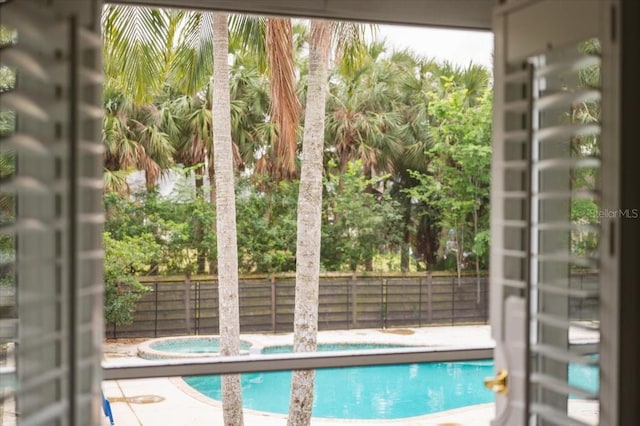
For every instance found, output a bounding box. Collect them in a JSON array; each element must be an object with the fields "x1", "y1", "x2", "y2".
[
  {"x1": 103, "y1": 232, "x2": 158, "y2": 325},
  {"x1": 236, "y1": 178, "x2": 298, "y2": 273},
  {"x1": 322, "y1": 161, "x2": 402, "y2": 272},
  {"x1": 407, "y1": 82, "x2": 492, "y2": 286},
  {"x1": 104, "y1": 182, "x2": 216, "y2": 276}
]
